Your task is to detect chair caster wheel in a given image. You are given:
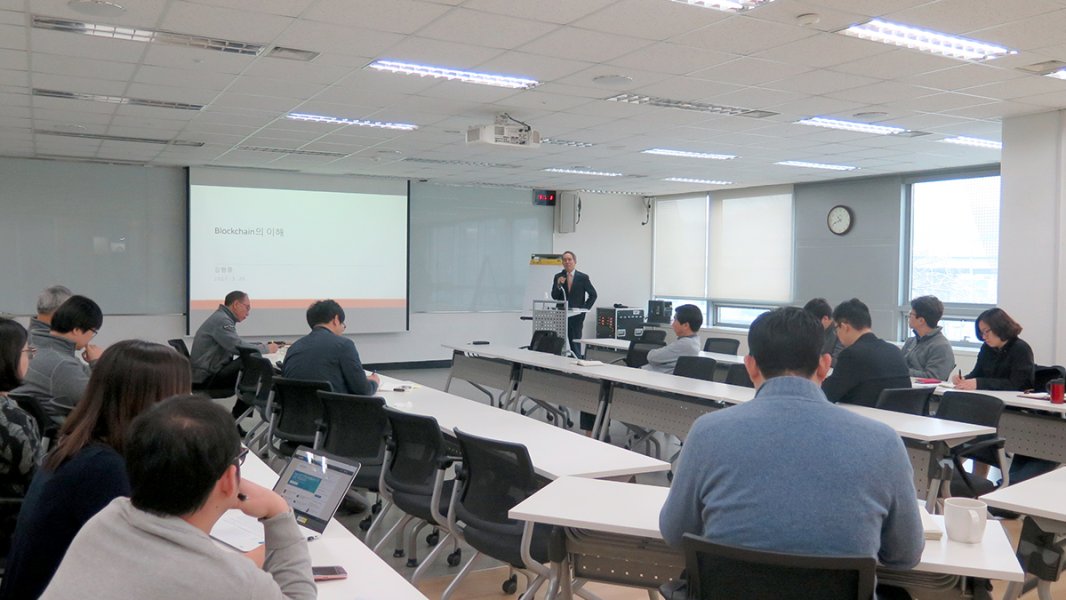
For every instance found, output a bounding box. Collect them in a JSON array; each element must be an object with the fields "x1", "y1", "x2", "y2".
[
  {"x1": 546, "y1": 413, "x2": 554, "y2": 422},
  {"x1": 426, "y1": 531, "x2": 440, "y2": 546},
  {"x1": 359, "y1": 516, "x2": 372, "y2": 531},
  {"x1": 567, "y1": 420, "x2": 574, "y2": 427},
  {"x1": 371, "y1": 500, "x2": 382, "y2": 514},
  {"x1": 393, "y1": 549, "x2": 405, "y2": 558},
  {"x1": 667, "y1": 470, "x2": 674, "y2": 482},
  {"x1": 502, "y1": 574, "x2": 518, "y2": 594},
  {"x1": 406, "y1": 558, "x2": 418, "y2": 568},
  {"x1": 446, "y1": 548, "x2": 462, "y2": 567}
]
